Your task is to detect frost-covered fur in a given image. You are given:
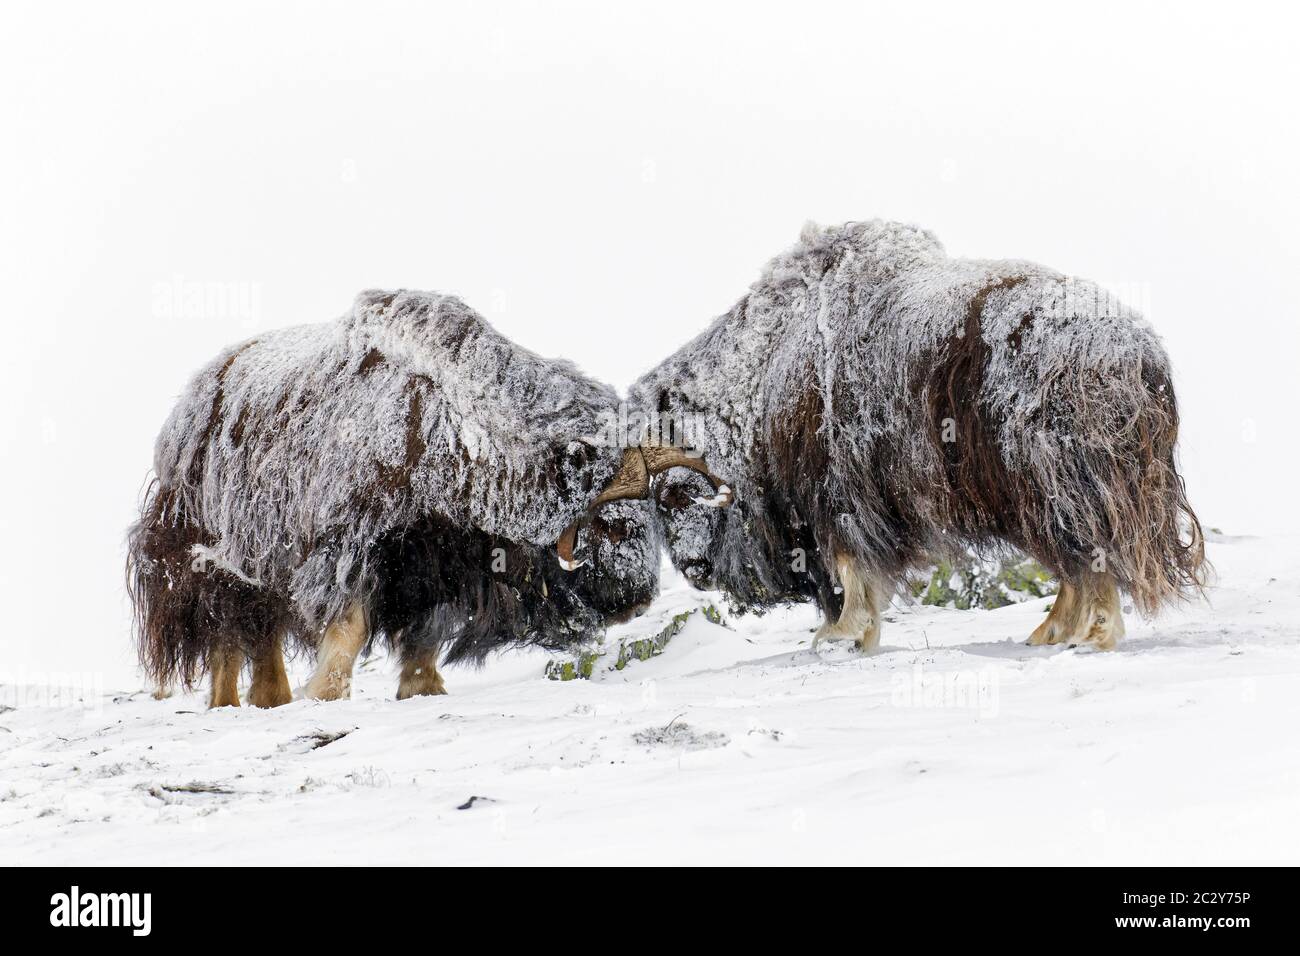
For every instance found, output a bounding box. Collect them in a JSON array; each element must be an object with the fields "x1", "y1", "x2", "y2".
[
  {"x1": 640, "y1": 220, "x2": 1206, "y2": 624},
  {"x1": 129, "y1": 290, "x2": 659, "y2": 687}
]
